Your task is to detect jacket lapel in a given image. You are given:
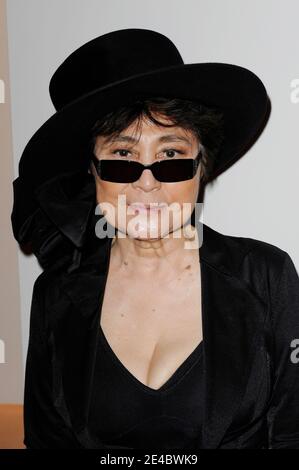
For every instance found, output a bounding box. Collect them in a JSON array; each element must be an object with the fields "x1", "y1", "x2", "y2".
[
  {"x1": 49, "y1": 232, "x2": 114, "y2": 440},
  {"x1": 199, "y1": 237, "x2": 267, "y2": 448},
  {"x1": 49, "y1": 221, "x2": 267, "y2": 448}
]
